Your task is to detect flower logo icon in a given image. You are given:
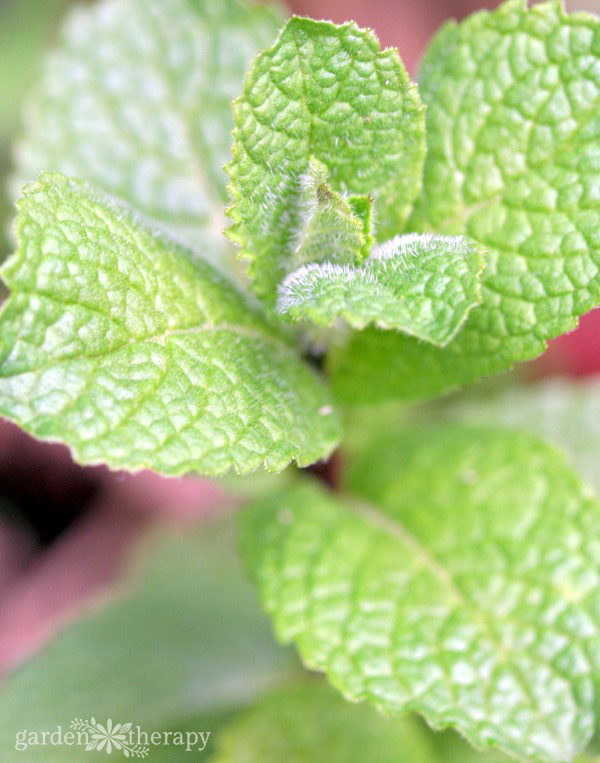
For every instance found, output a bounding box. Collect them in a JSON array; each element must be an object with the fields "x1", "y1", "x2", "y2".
[
  {"x1": 71, "y1": 718, "x2": 148, "y2": 757},
  {"x1": 89, "y1": 718, "x2": 127, "y2": 754}
]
